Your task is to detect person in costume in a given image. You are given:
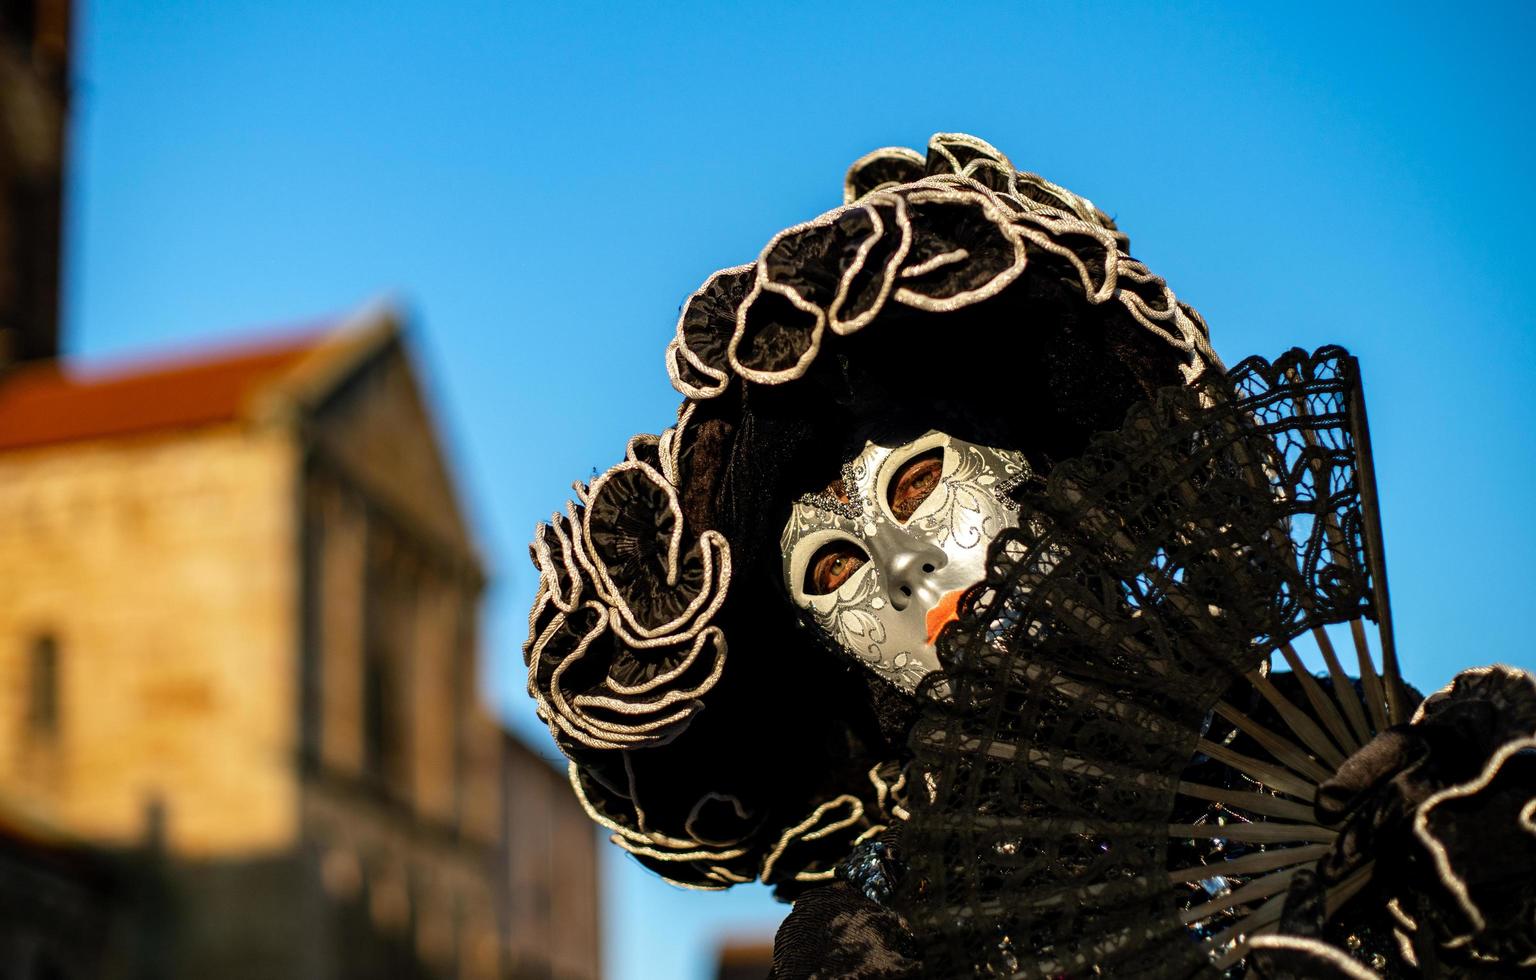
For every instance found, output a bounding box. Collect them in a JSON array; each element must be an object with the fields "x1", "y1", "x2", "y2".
[{"x1": 523, "y1": 133, "x2": 1535, "y2": 978}]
